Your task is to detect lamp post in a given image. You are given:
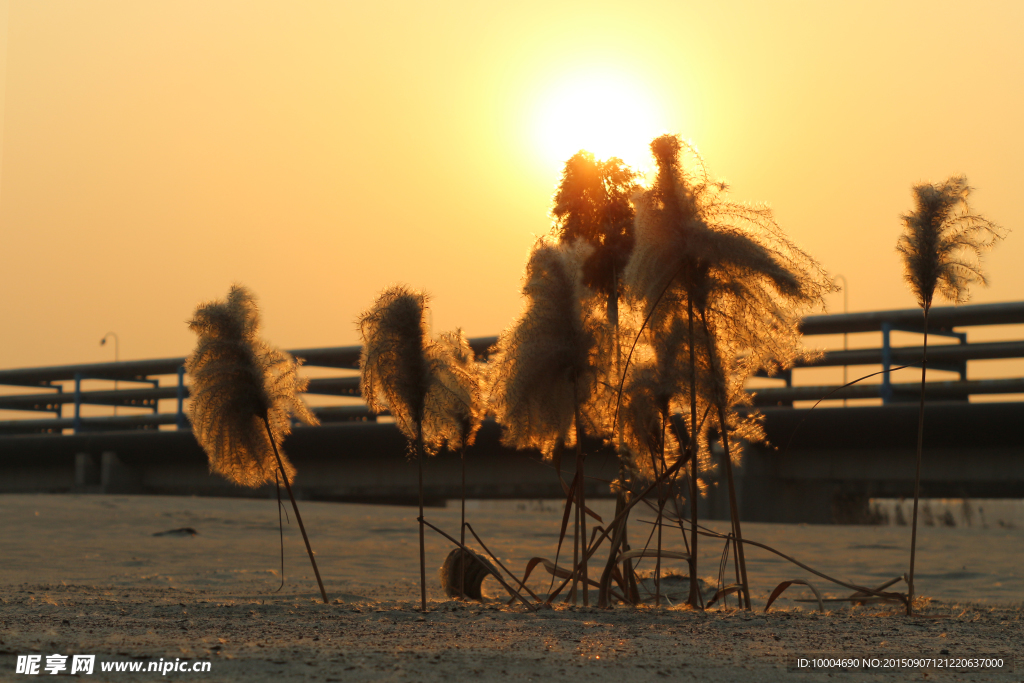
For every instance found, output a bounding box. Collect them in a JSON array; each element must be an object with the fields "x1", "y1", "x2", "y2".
[
  {"x1": 100, "y1": 332, "x2": 119, "y2": 416},
  {"x1": 833, "y1": 275, "x2": 848, "y2": 406}
]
